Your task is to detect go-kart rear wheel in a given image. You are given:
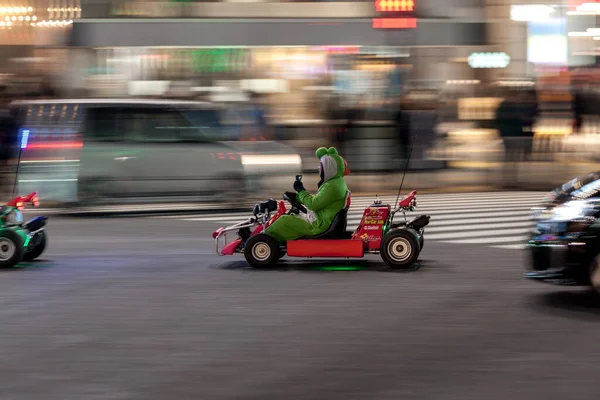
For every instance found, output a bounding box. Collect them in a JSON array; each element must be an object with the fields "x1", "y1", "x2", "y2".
[
  {"x1": 23, "y1": 230, "x2": 47, "y2": 262},
  {"x1": 244, "y1": 234, "x2": 280, "y2": 269},
  {"x1": 0, "y1": 230, "x2": 24, "y2": 268},
  {"x1": 380, "y1": 229, "x2": 420, "y2": 269}
]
